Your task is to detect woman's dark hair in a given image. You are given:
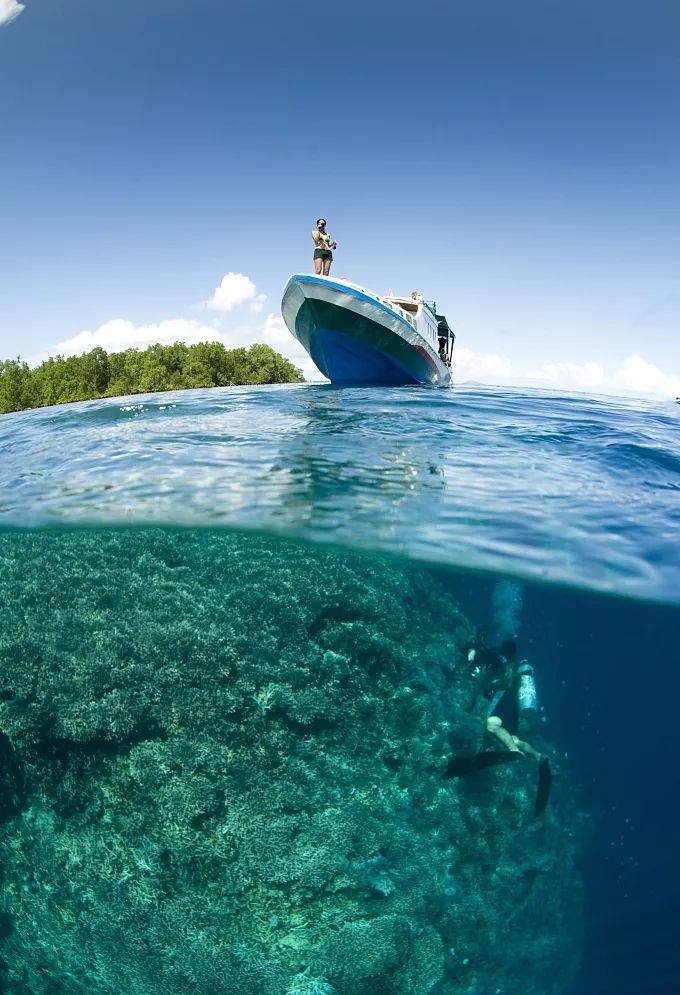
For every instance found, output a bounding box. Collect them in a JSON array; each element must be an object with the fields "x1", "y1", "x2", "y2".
[{"x1": 316, "y1": 218, "x2": 326, "y2": 225}]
